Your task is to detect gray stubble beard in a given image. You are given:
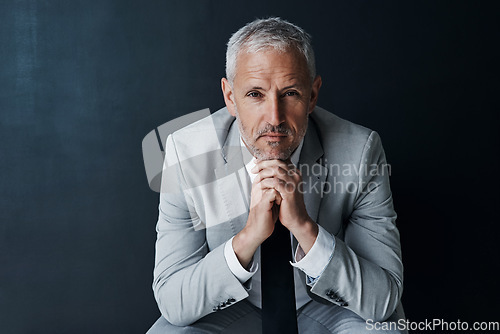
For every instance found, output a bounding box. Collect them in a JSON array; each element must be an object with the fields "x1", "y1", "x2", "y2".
[{"x1": 234, "y1": 105, "x2": 308, "y2": 161}]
